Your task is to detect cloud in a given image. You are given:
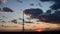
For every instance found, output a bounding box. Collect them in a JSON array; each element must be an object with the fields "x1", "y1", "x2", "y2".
[
  {"x1": 11, "y1": 19, "x2": 17, "y2": 24},
  {"x1": 50, "y1": 3, "x2": 60, "y2": 10},
  {"x1": 40, "y1": 0, "x2": 50, "y2": 2},
  {"x1": 30, "y1": 3, "x2": 34, "y2": 6},
  {"x1": 3, "y1": 7, "x2": 14, "y2": 12},
  {"x1": 19, "y1": 18, "x2": 23, "y2": 20},
  {"x1": 0, "y1": 0, "x2": 7, "y2": 4},
  {"x1": 39, "y1": 0, "x2": 60, "y2": 23},
  {"x1": 17, "y1": 0, "x2": 23, "y2": 3},
  {"x1": 1, "y1": 20, "x2": 6, "y2": 23},
  {"x1": 40, "y1": 0, "x2": 60, "y2": 10},
  {"x1": 38, "y1": 10, "x2": 60, "y2": 23},
  {"x1": 38, "y1": 3, "x2": 42, "y2": 7},
  {"x1": 23, "y1": 8, "x2": 43, "y2": 18},
  {"x1": 45, "y1": 10, "x2": 51, "y2": 14}
]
